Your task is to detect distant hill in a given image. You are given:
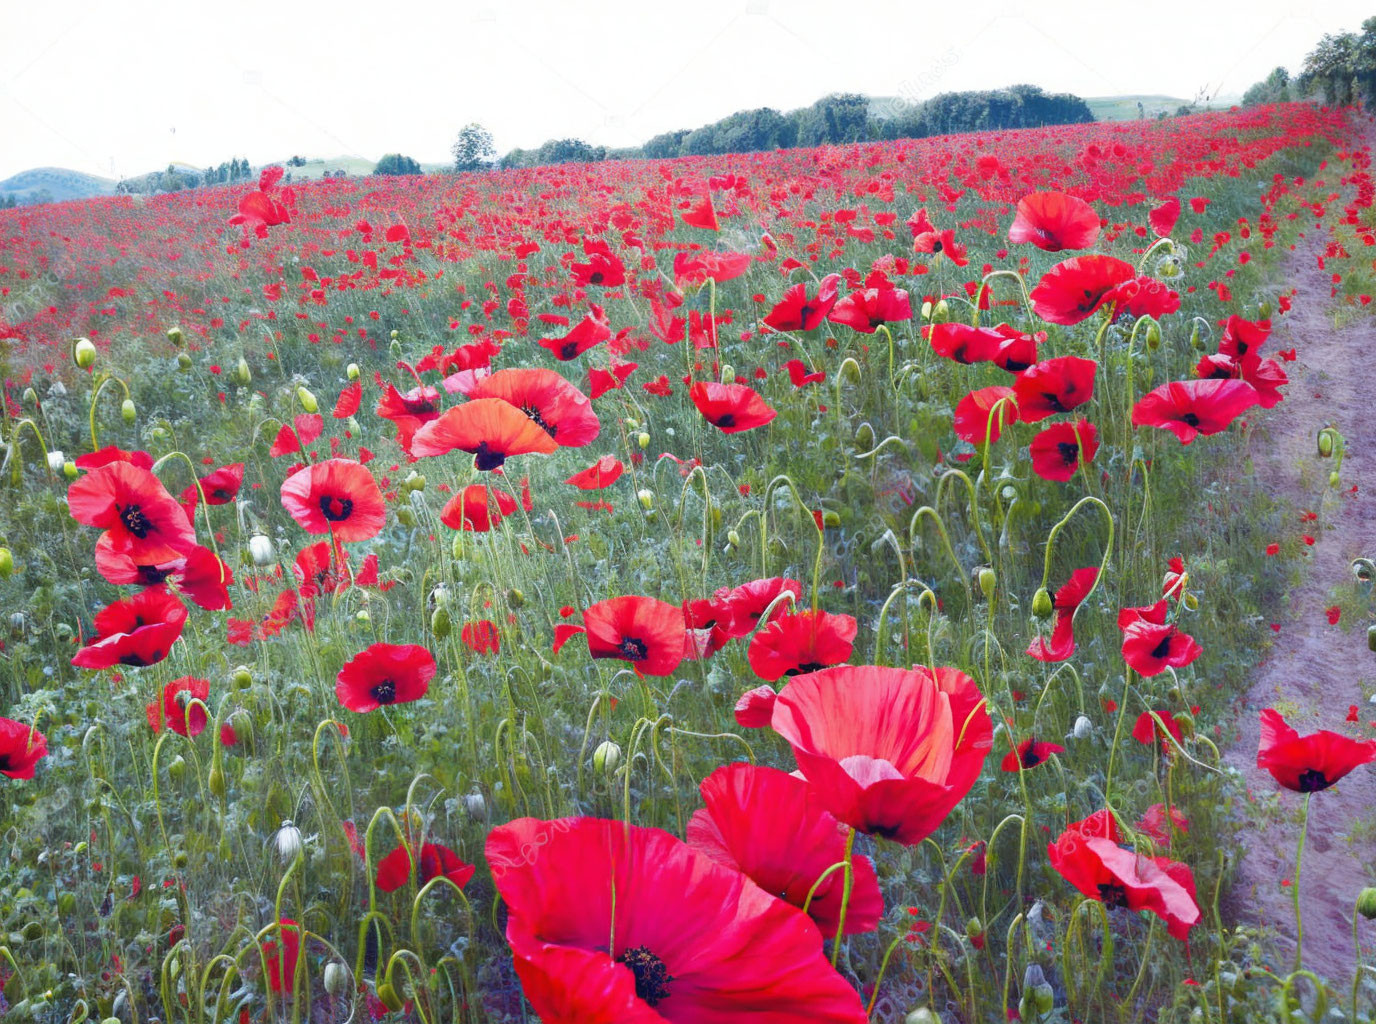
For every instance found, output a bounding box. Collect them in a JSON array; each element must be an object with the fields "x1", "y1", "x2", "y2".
[
  {"x1": 1085, "y1": 94, "x2": 1241, "y2": 121},
  {"x1": 0, "y1": 166, "x2": 117, "y2": 205}
]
